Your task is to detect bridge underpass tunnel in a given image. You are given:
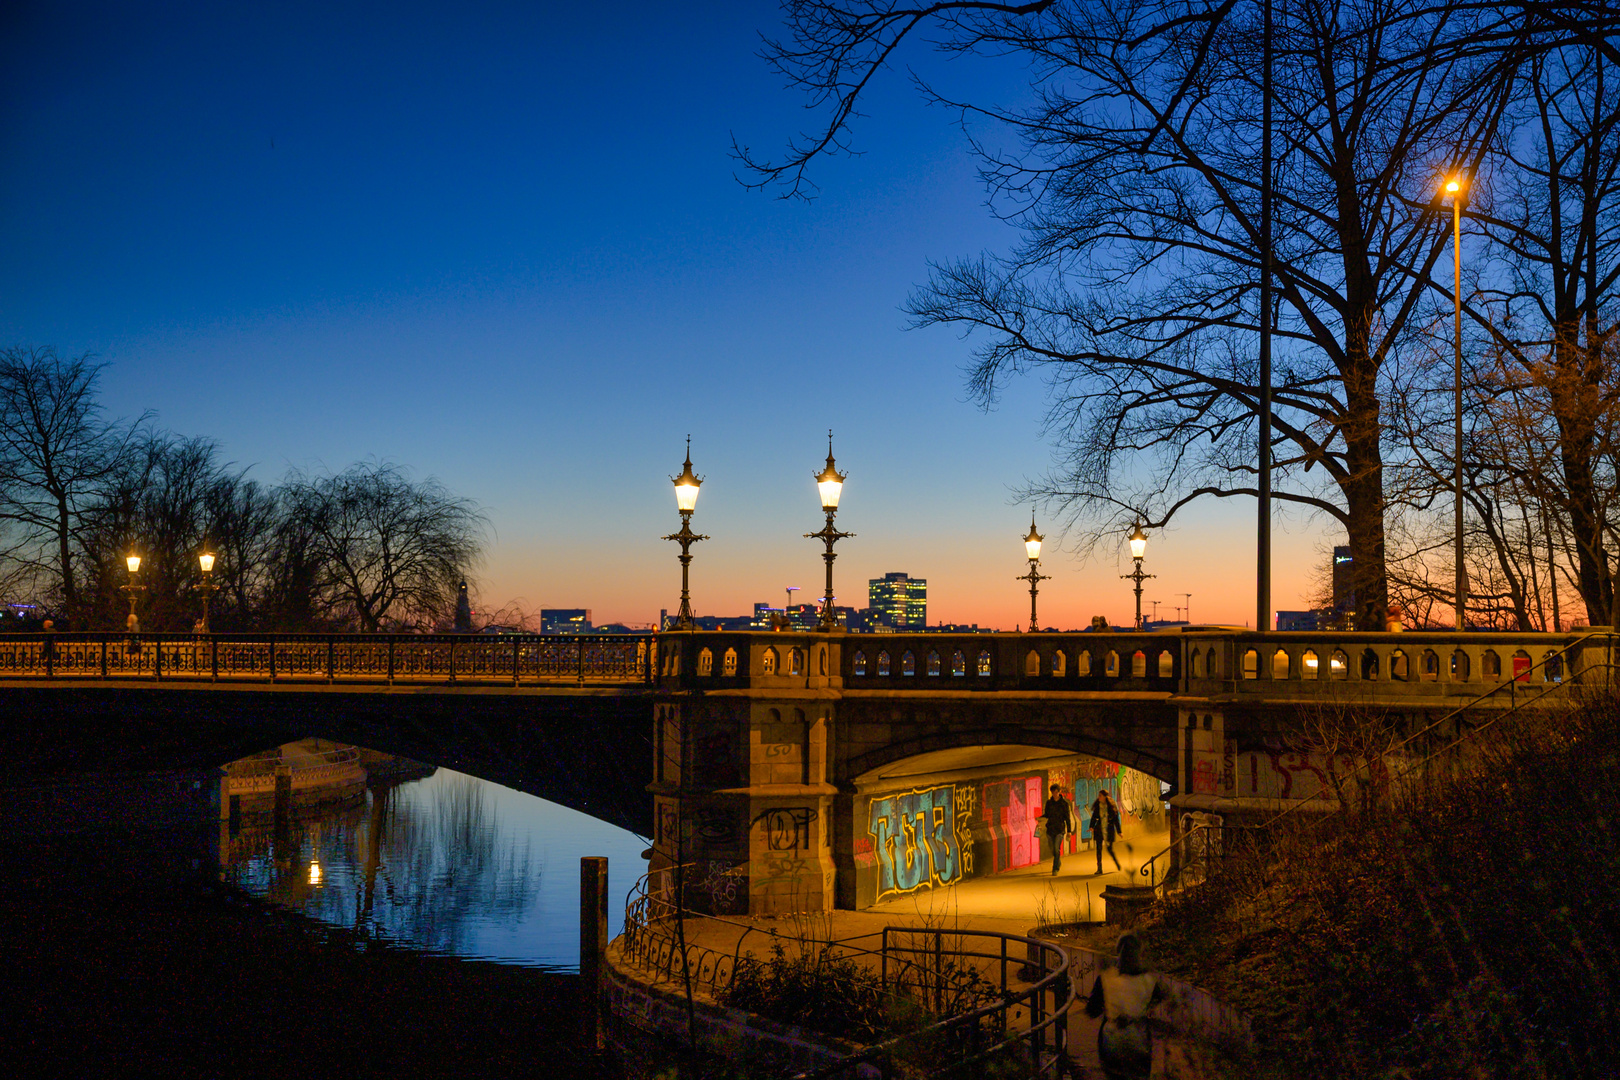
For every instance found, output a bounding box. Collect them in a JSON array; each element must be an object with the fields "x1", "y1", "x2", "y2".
[{"x1": 845, "y1": 746, "x2": 1170, "y2": 911}]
